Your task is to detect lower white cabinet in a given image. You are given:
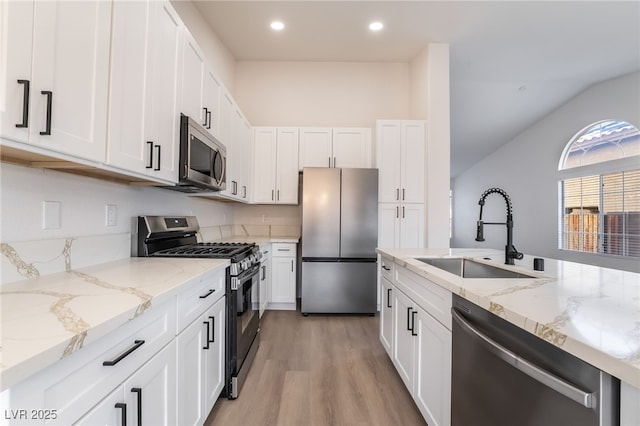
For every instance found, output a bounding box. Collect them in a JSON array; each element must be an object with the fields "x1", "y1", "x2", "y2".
[
  {"x1": 177, "y1": 295, "x2": 225, "y2": 426},
  {"x1": 383, "y1": 261, "x2": 452, "y2": 426},
  {"x1": 269, "y1": 243, "x2": 297, "y2": 310},
  {"x1": 378, "y1": 202, "x2": 425, "y2": 249},
  {"x1": 77, "y1": 340, "x2": 177, "y2": 425},
  {"x1": 259, "y1": 245, "x2": 272, "y2": 317}
]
